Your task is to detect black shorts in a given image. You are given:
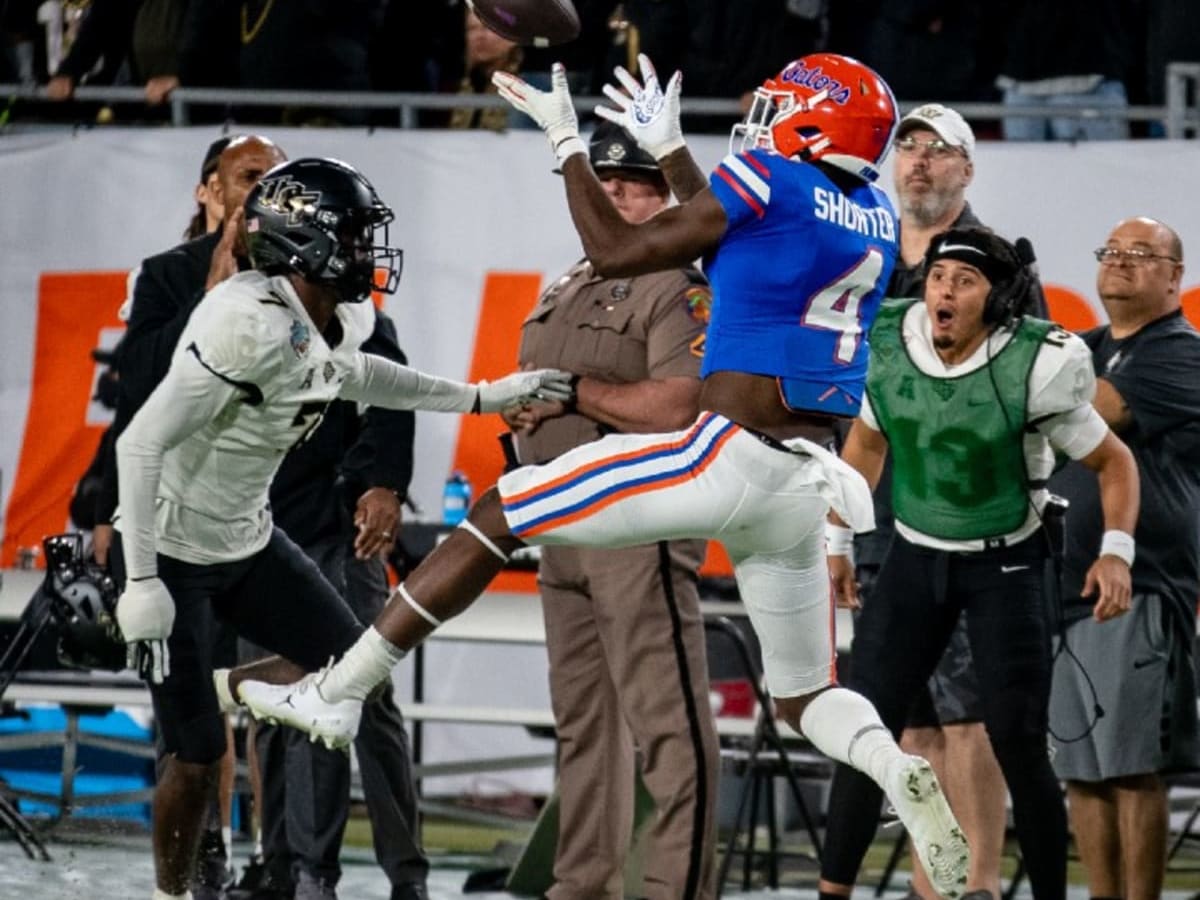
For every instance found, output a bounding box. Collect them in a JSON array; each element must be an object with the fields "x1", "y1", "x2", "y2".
[{"x1": 116, "y1": 528, "x2": 364, "y2": 760}]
